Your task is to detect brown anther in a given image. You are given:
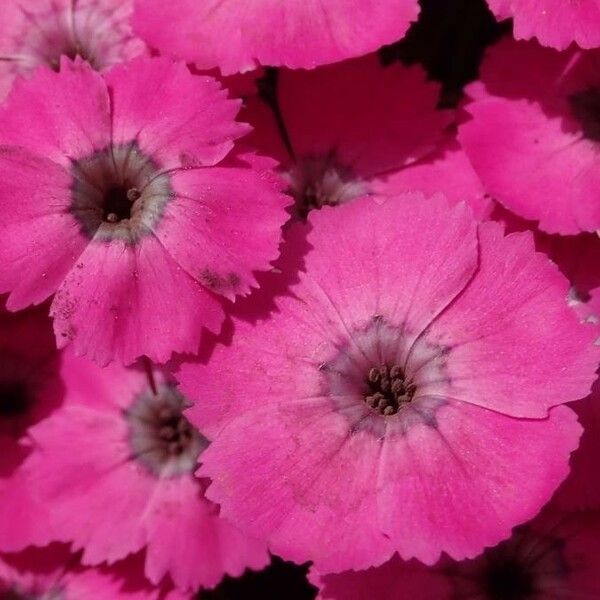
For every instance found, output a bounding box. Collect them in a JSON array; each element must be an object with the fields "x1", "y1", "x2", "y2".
[
  {"x1": 368, "y1": 367, "x2": 380, "y2": 383},
  {"x1": 363, "y1": 363, "x2": 416, "y2": 417},
  {"x1": 168, "y1": 441, "x2": 183, "y2": 455},
  {"x1": 157, "y1": 406, "x2": 174, "y2": 421},
  {"x1": 390, "y1": 365, "x2": 401, "y2": 379},
  {"x1": 159, "y1": 425, "x2": 176, "y2": 440},
  {"x1": 127, "y1": 187, "x2": 142, "y2": 202}
]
